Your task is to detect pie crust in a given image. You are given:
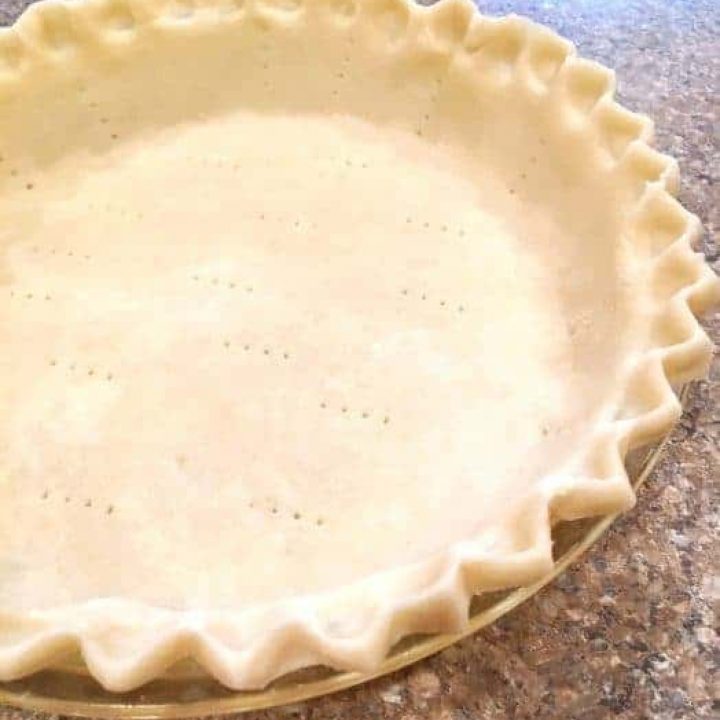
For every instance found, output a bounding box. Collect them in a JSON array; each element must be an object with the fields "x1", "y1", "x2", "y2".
[{"x1": 0, "y1": 0, "x2": 717, "y2": 692}]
